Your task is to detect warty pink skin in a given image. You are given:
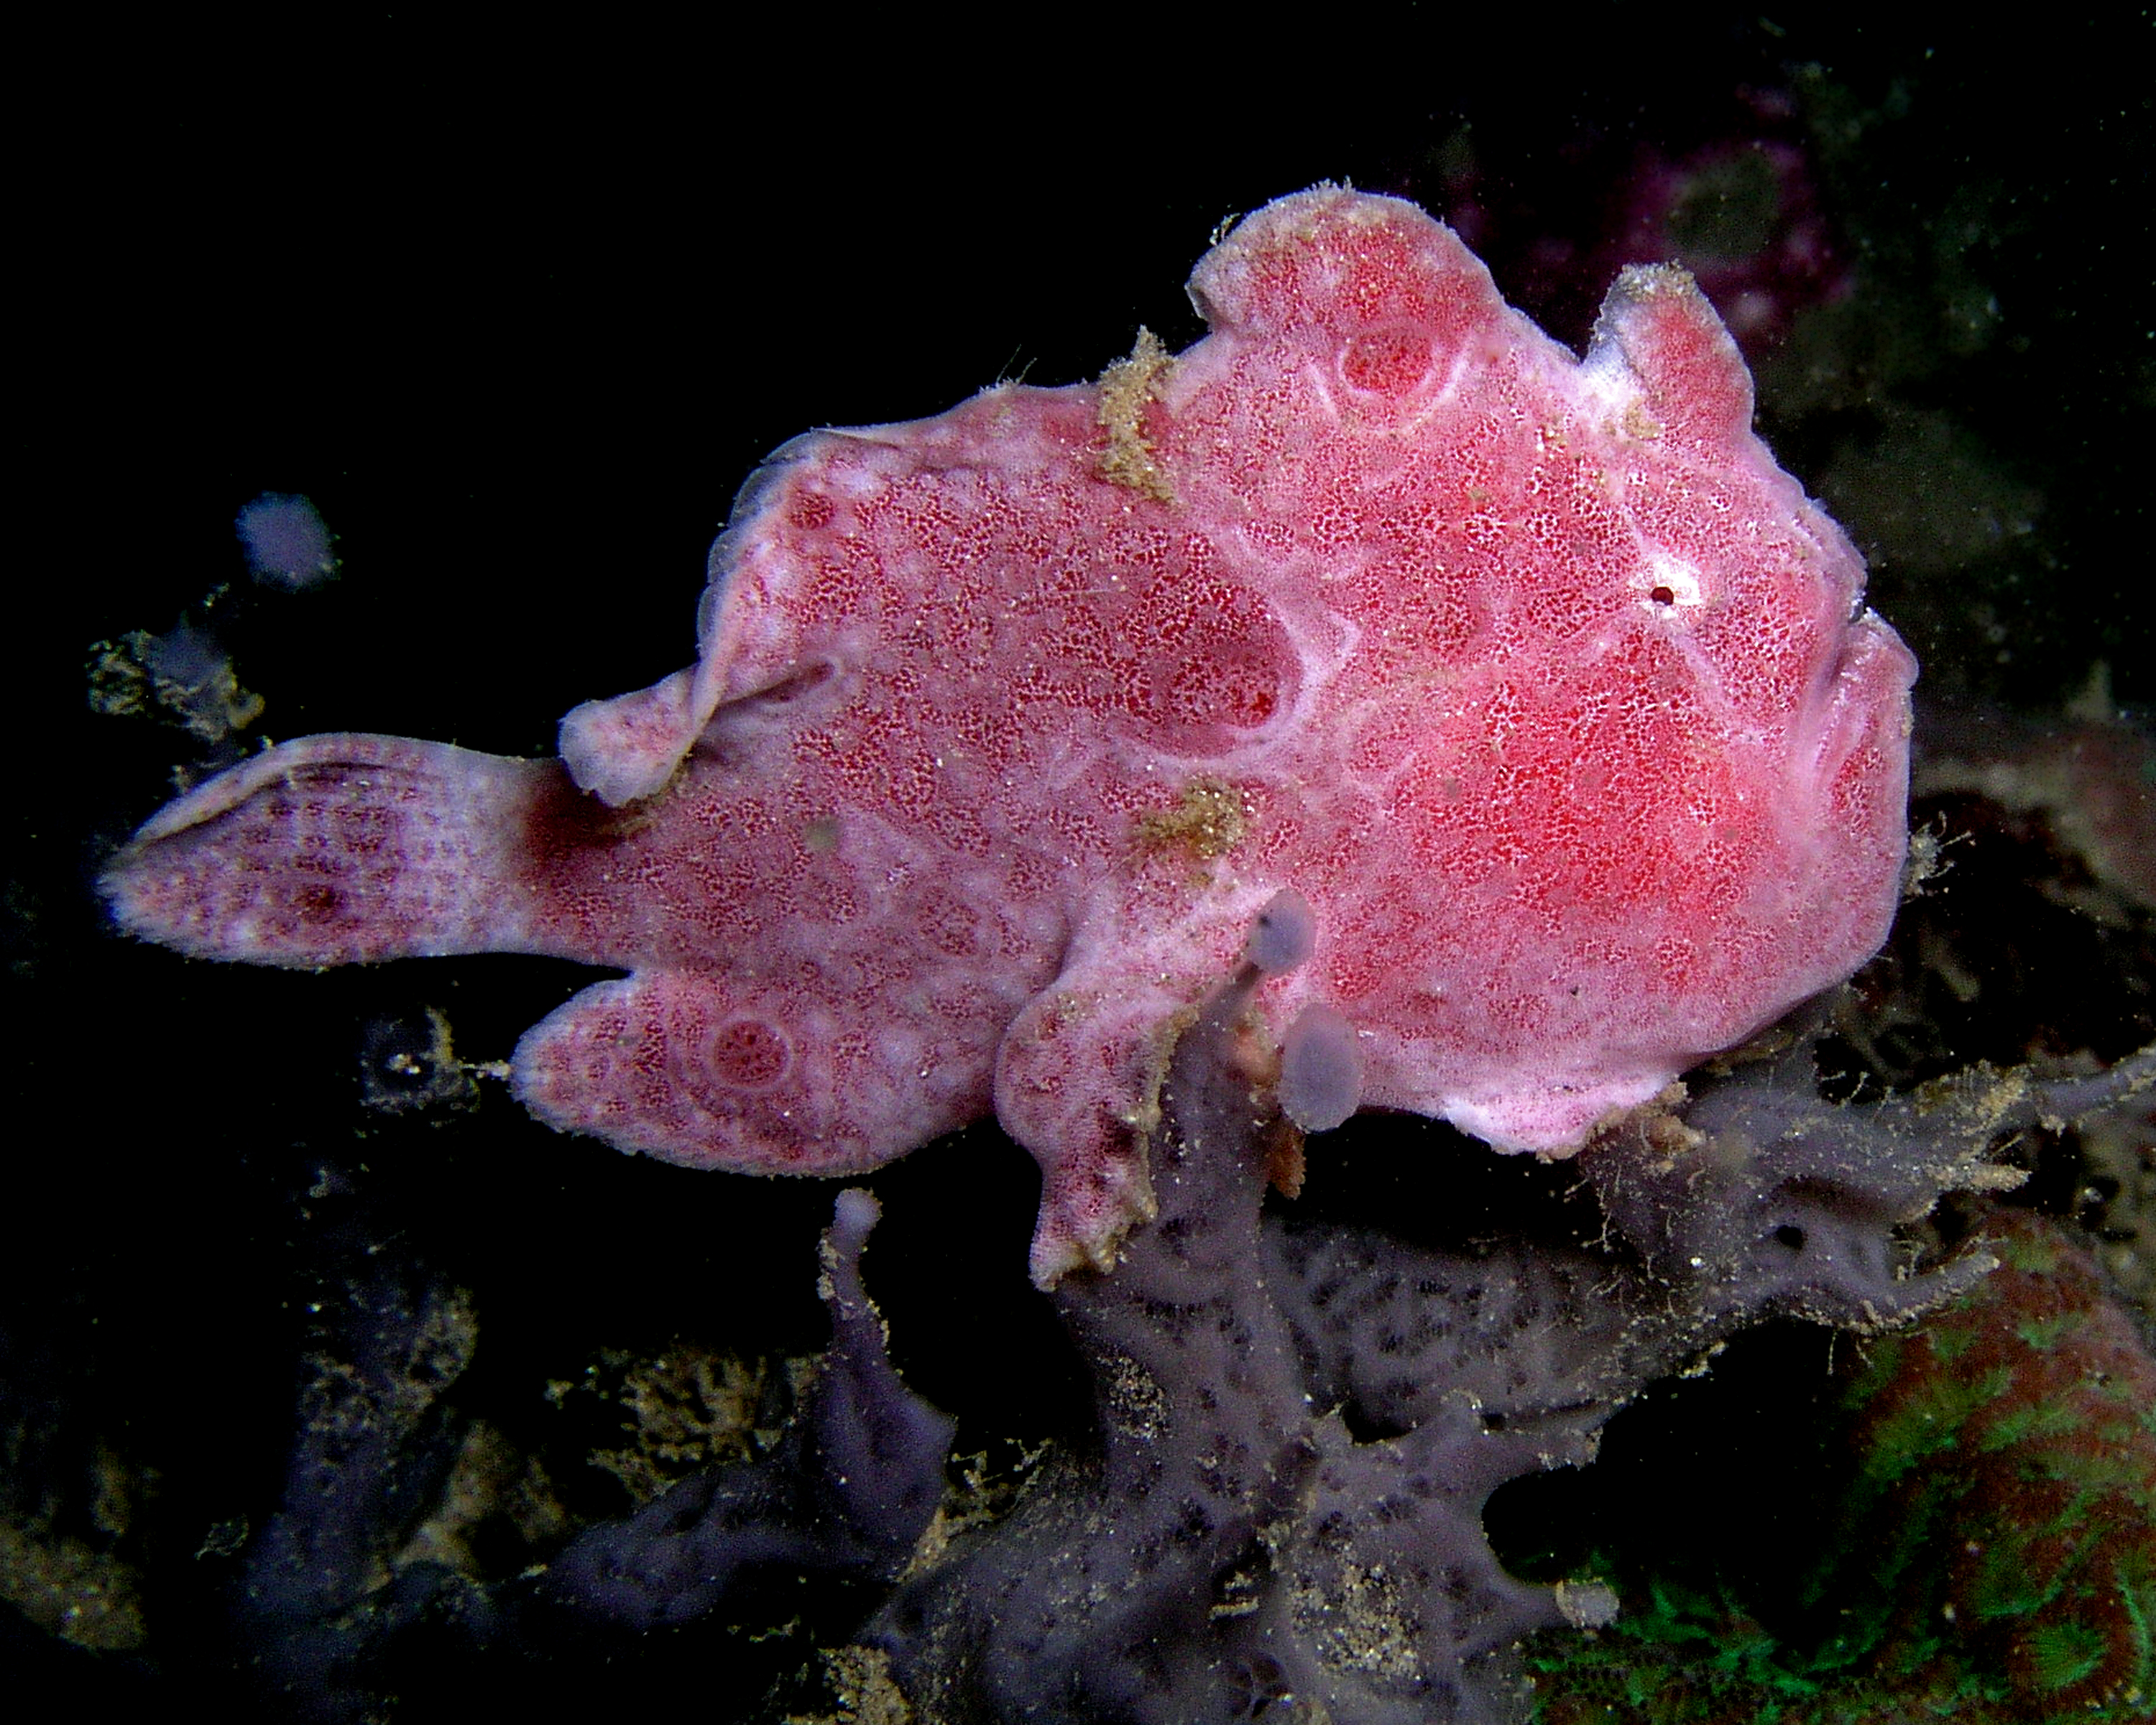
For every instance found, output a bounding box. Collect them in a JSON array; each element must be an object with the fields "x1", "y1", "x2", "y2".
[{"x1": 103, "y1": 188, "x2": 1915, "y2": 1287}]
